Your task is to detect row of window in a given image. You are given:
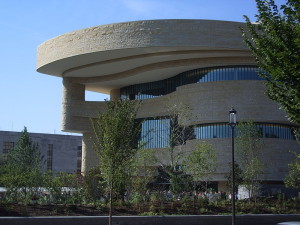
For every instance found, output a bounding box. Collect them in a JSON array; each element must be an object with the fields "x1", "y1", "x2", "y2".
[
  {"x1": 194, "y1": 123, "x2": 296, "y2": 140},
  {"x1": 138, "y1": 120, "x2": 297, "y2": 149},
  {"x1": 1, "y1": 142, "x2": 82, "y2": 172},
  {"x1": 121, "y1": 66, "x2": 266, "y2": 100}
]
